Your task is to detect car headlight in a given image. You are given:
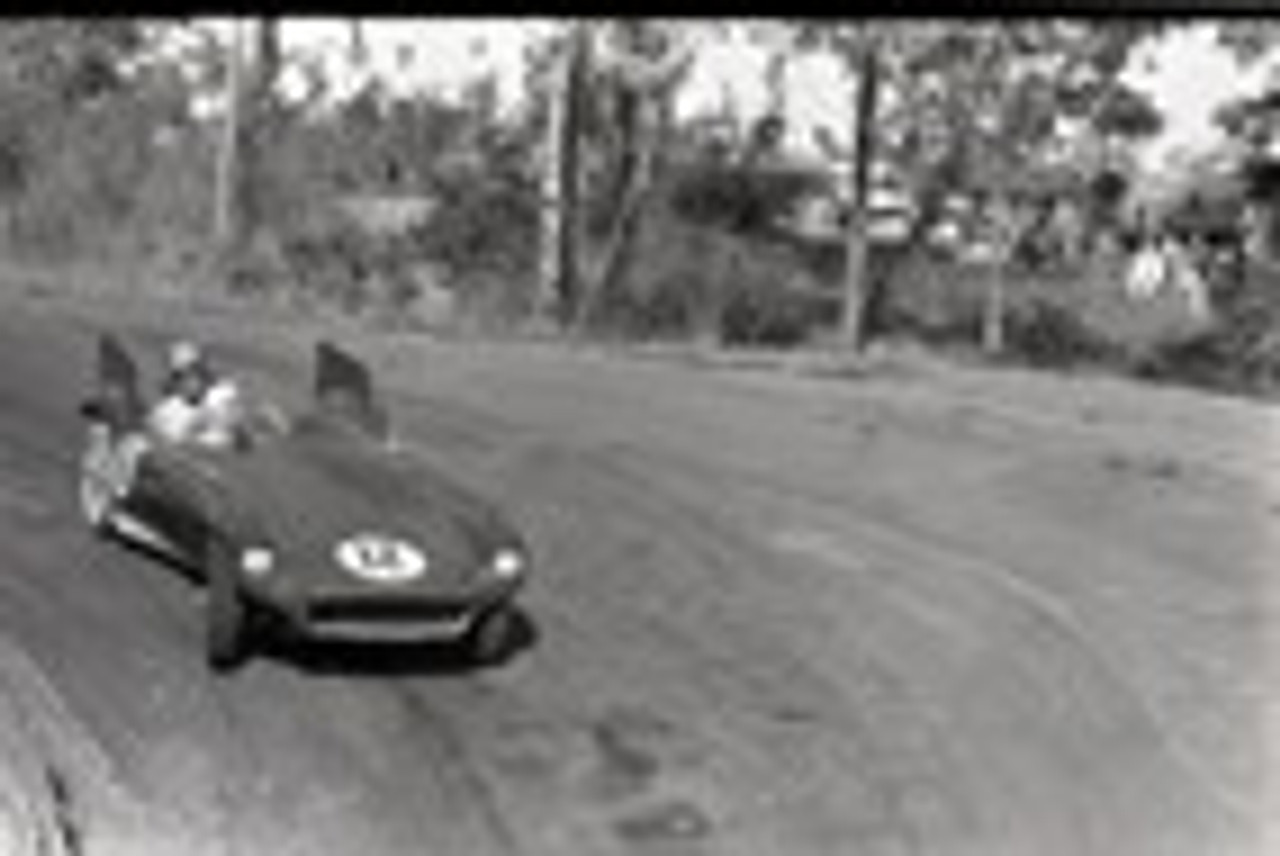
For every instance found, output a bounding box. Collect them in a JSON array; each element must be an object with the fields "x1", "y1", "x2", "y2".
[
  {"x1": 491, "y1": 549, "x2": 524, "y2": 580},
  {"x1": 241, "y1": 547, "x2": 275, "y2": 577}
]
